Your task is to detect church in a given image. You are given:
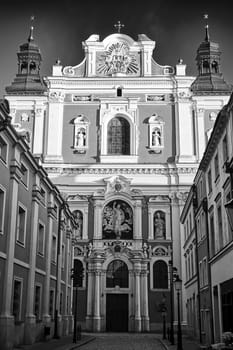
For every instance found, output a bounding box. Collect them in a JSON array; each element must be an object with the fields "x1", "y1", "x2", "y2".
[{"x1": 3, "y1": 18, "x2": 231, "y2": 334}]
